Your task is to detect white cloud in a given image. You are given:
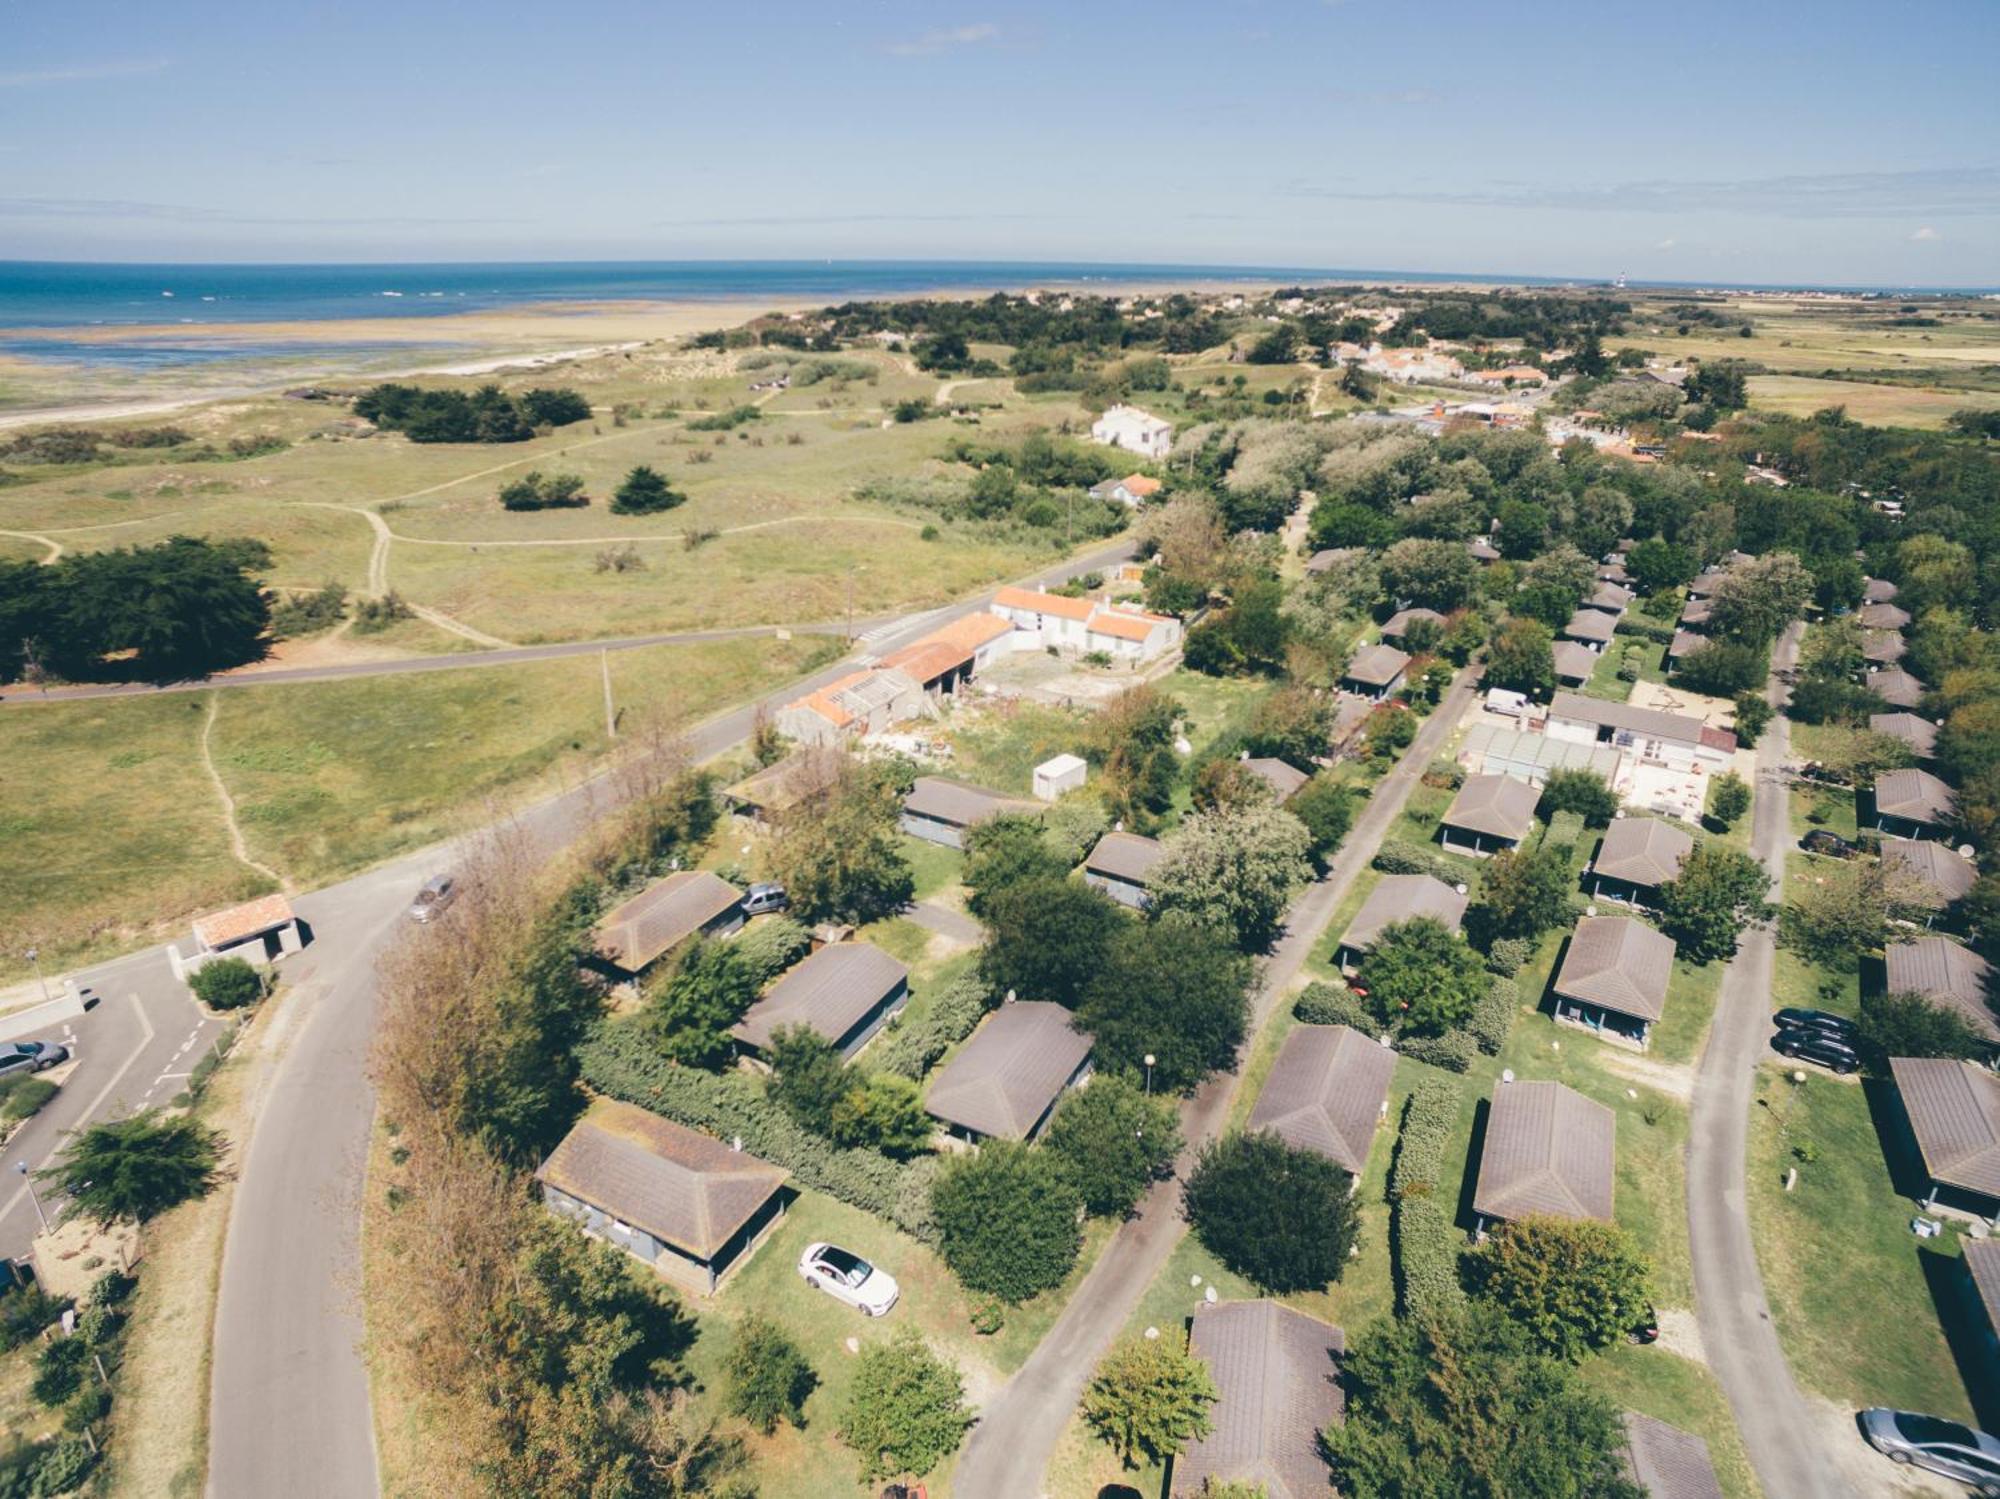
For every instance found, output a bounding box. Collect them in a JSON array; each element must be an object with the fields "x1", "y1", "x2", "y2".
[
  {"x1": 886, "y1": 22, "x2": 999, "y2": 57},
  {"x1": 0, "y1": 59, "x2": 169, "y2": 88},
  {"x1": 1911, "y1": 225, "x2": 1940, "y2": 240}
]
